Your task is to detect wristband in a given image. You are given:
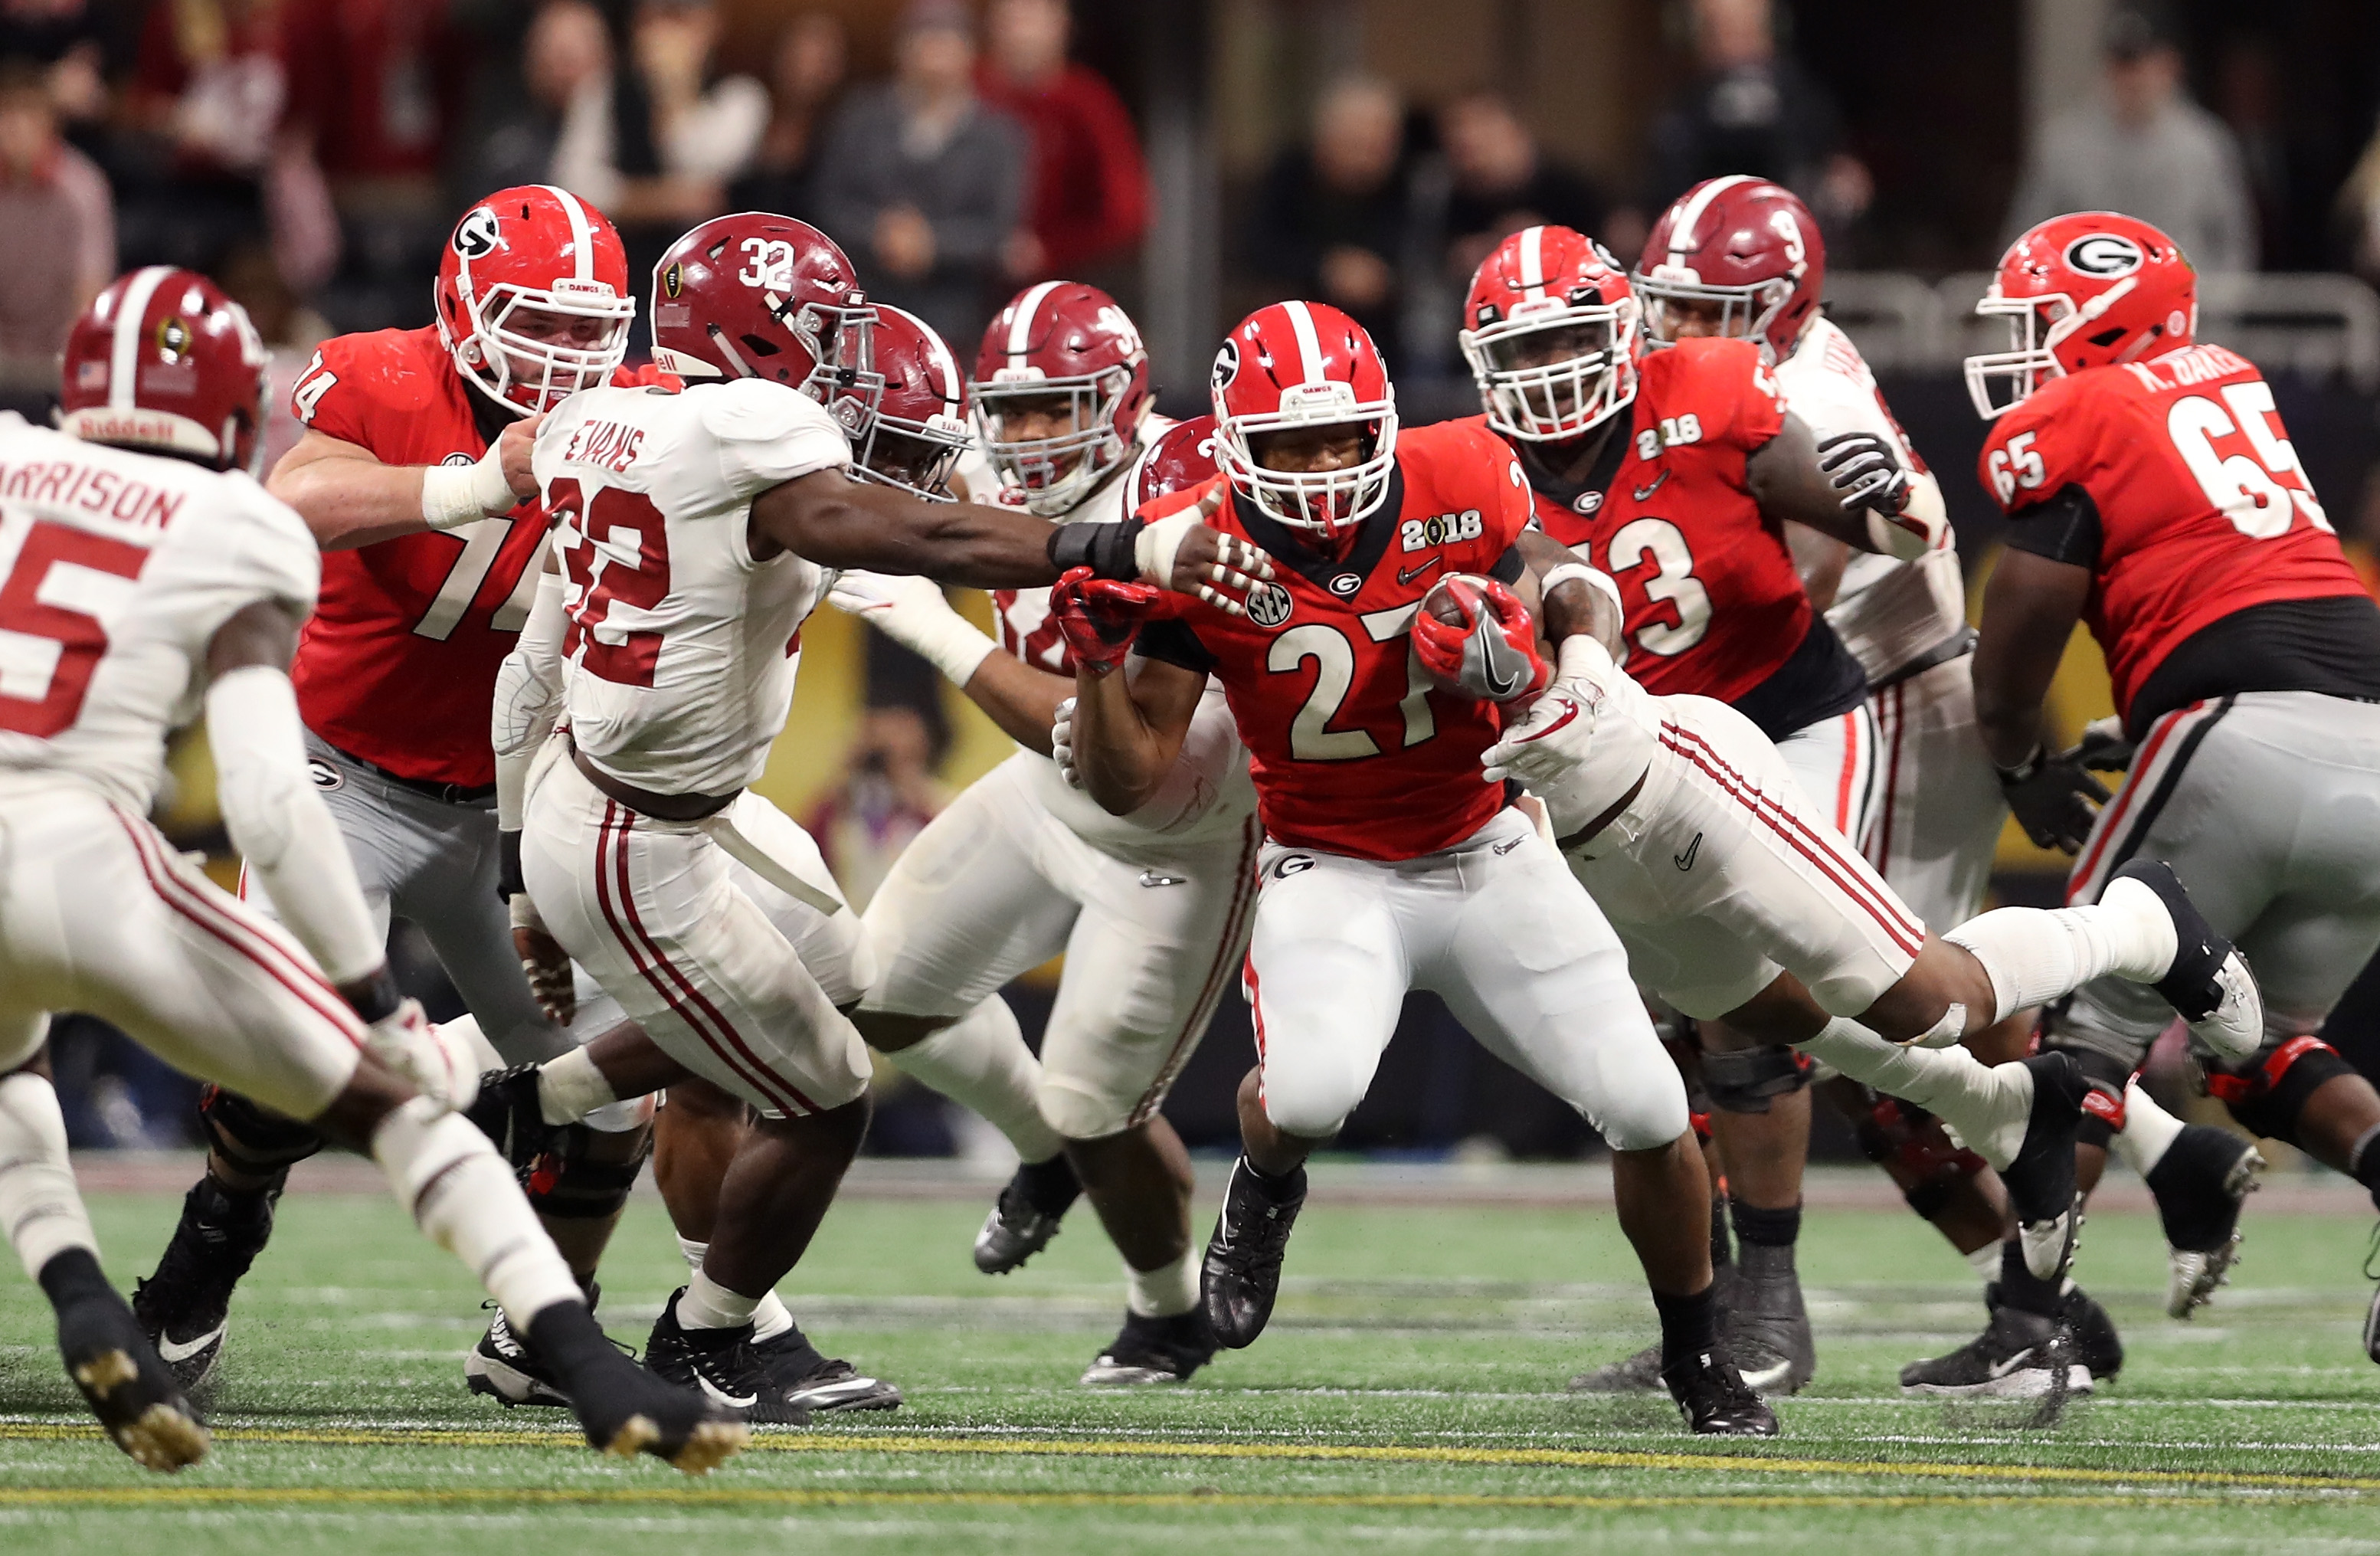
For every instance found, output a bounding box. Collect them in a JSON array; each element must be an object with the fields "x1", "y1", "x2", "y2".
[
  {"x1": 1047, "y1": 517, "x2": 1144, "y2": 581},
  {"x1": 344, "y1": 965, "x2": 403, "y2": 1024},
  {"x1": 1538, "y1": 561, "x2": 1625, "y2": 617},
  {"x1": 421, "y1": 440, "x2": 519, "y2": 531},
  {"x1": 1994, "y1": 743, "x2": 2046, "y2": 785},
  {"x1": 497, "y1": 830, "x2": 526, "y2": 902},
  {"x1": 906, "y1": 614, "x2": 998, "y2": 687},
  {"x1": 1554, "y1": 631, "x2": 1618, "y2": 686}
]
